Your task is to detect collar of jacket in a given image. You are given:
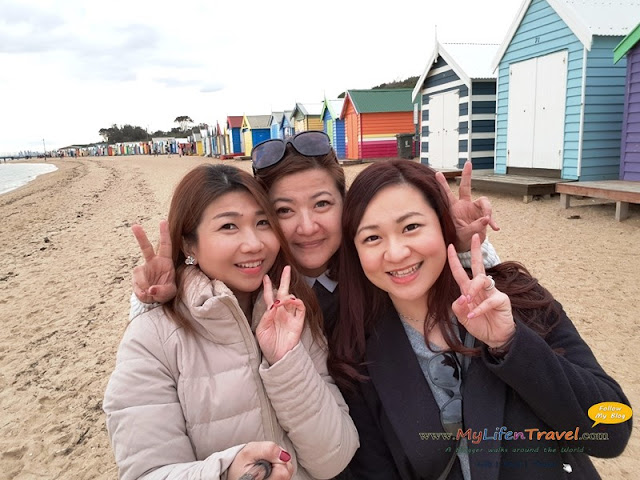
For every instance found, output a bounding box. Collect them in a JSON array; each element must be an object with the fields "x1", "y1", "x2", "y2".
[
  {"x1": 365, "y1": 303, "x2": 506, "y2": 480},
  {"x1": 176, "y1": 266, "x2": 268, "y2": 344}
]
